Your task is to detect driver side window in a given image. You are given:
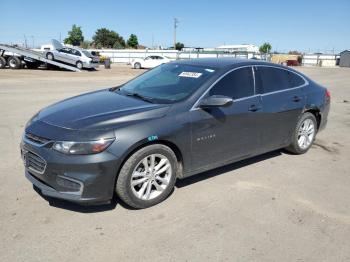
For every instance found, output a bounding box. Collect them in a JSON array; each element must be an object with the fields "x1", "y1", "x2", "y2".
[{"x1": 209, "y1": 67, "x2": 254, "y2": 100}]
